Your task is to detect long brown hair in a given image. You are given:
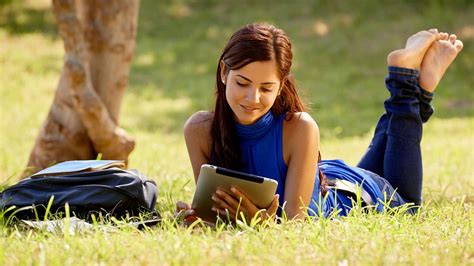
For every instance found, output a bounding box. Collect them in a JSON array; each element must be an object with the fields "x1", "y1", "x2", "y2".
[{"x1": 210, "y1": 23, "x2": 327, "y2": 194}]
